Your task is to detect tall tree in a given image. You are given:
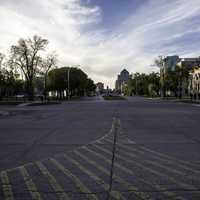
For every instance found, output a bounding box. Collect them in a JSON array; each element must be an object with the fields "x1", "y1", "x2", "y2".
[
  {"x1": 10, "y1": 35, "x2": 48, "y2": 100},
  {"x1": 154, "y1": 56, "x2": 165, "y2": 97},
  {"x1": 47, "y1": 67, "x2": 95, "y2": 99},
  {"x1": 40, "y1": 53, "x2": 57, "y2": 100},
  {"x1": 0, "y1": 53, "x2": 5, "y2": 98}
]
